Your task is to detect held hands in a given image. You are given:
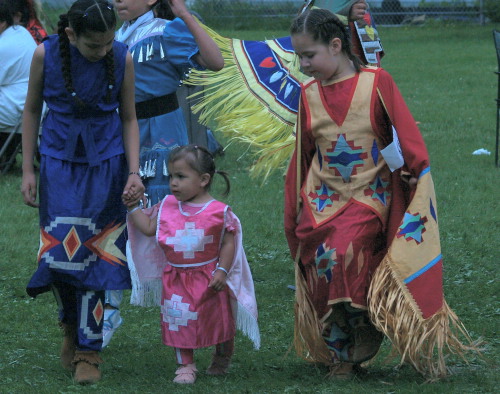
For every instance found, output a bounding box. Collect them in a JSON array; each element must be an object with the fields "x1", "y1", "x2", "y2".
[
  {"x1": 21, "y1": 170, "x2": 39, "y2": 208},
  {"x1": 122, "y1": 173, "x2": 145, "y2": 208},
  {"x1": 209, "y1": 268, "x2": 227, "y2": 292}
]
